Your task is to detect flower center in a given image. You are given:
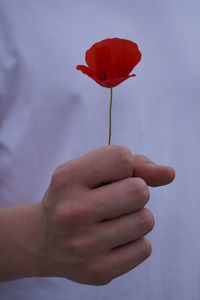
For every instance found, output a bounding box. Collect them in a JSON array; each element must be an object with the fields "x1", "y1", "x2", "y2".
[{"x1": 103, "y1": 72, "x2": 107, "y2": 81}]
